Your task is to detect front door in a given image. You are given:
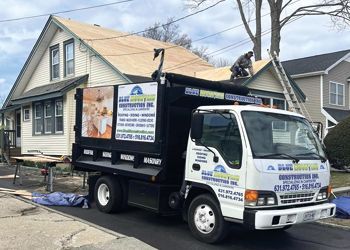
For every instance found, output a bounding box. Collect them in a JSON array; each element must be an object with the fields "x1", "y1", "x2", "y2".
[
  {"x1": 185, "y1": 111, "x2": 247, "y2": 219},
  {"x1": 15, "y1": 110, "x2": 21, "y2": 147}
]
